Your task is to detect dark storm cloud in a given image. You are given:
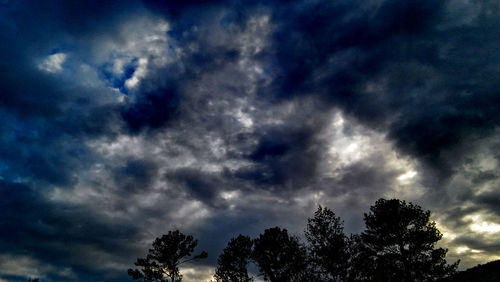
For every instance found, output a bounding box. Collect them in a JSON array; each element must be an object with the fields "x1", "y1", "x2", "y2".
[
  {"x1": 0, "y1": 0, "x2": 135, "y2": 185},
  {"x1": 113, "y1": 159, "x2": 159, "y2": 192},
  {"x1": 1, "y1": 0, "x2": 500, "y2": 280},
  {"x1": 142, "y1": 0, "x2": 500, "y2": 184},
  {"x1": 116, "y1": 11, "x2": 243, "y2": 133},
  {"x1": 0, "y1": 1, "x2": 149, "y2": 280},
  {"x1": 1, "y1": 112, "x2": 89, "y2": 186},
  {"x1": 0, "y1": 180, "x2": 140, "y2": 281},
  {"x1": 333, "y1": 162, "x2": 398, "y2": 196},
  {"x1": 166, "y1": 168, "x2": 223, "y2": 204},
  {"x1": 265, "y1": 0, "x2": 500, "y2": 177},
  {"x1": 233, "y1": 125, "x2": 321, "y2": 189},
  {"x1": 122, "y1": 87, "x2": 181, "y2": 133},
  {"x1": 476, "y1": 191, "x2": 500, "y2": 214},
  {"x1": 454, "y1": 236, "x2": 500, "y2": 253},
  {"x1": 270, "y1": 0, "x2": 442, "y2": 97}
]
